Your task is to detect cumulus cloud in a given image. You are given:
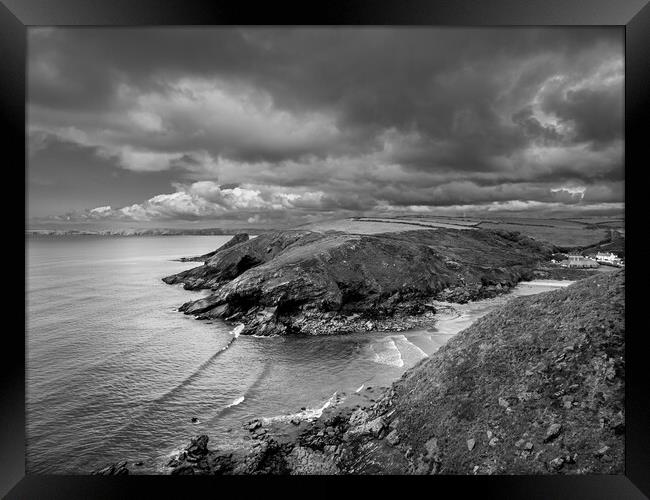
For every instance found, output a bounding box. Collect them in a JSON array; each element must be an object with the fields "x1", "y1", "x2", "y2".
[{"x1": 64, "y1": 182, "x2": 329, "y2": 222}]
